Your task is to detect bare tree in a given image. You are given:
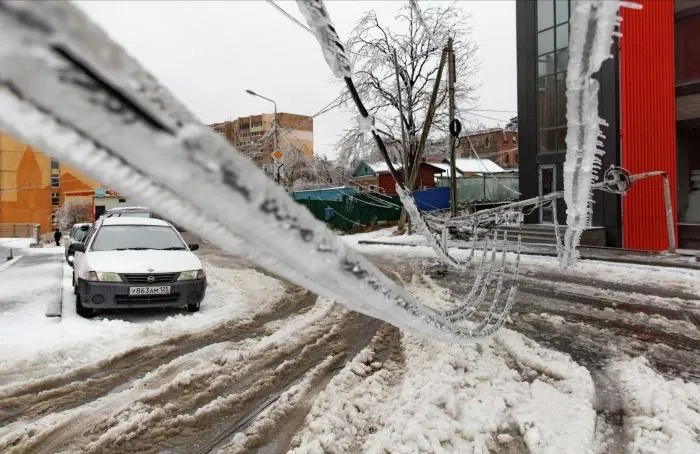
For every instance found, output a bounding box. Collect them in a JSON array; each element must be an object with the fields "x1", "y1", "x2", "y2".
[
  {"x1": 55, "y1": 202, "x2": 92, "y2": 230},
  {"x1": 336, "y1": 3, "x2": 479, "y2": 171},
  {"x1": 282, "y1": 152, "x2": 352, "y2": 191}
]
